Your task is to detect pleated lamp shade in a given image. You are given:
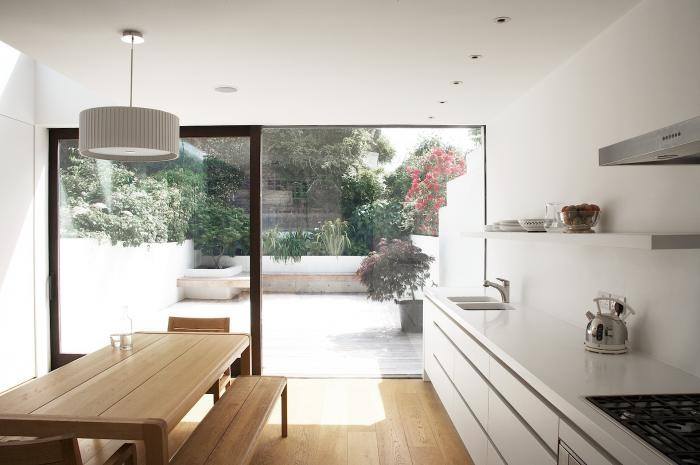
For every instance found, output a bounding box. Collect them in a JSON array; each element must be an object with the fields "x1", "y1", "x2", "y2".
[{"x1": 79, "y1": 106, "x2": 180, "y2": 162}]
